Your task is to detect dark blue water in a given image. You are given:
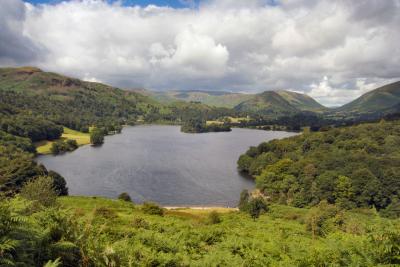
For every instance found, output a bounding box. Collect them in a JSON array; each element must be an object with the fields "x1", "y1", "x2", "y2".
[{"x1": 37, "y1": 125, "x2": 297, "y2": 206}]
